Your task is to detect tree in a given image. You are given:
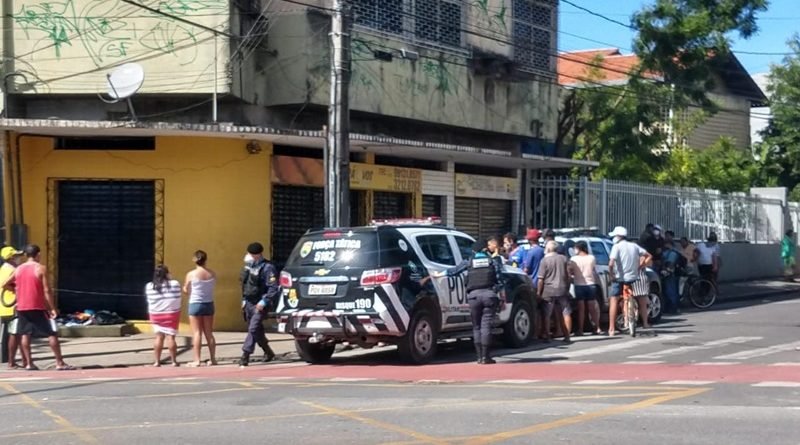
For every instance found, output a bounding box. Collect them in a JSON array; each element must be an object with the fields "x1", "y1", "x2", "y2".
[
  {"x1": 656, "y1": 137, "x2": 756, "y2": 193},
  {"x1": 758, "y1": 35, "x2": 800, "y2": 195},
  {"x1": 632, "y1": 0, "x2": 768, "y2": 109}
]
